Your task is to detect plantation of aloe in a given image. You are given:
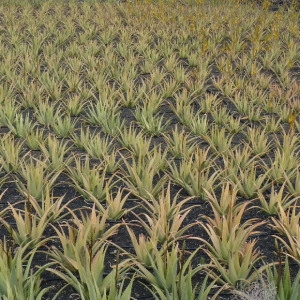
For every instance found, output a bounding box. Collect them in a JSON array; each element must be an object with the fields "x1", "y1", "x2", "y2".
[{"x1": 0, "y1": 0, "x2": 299, "y2": 299}]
